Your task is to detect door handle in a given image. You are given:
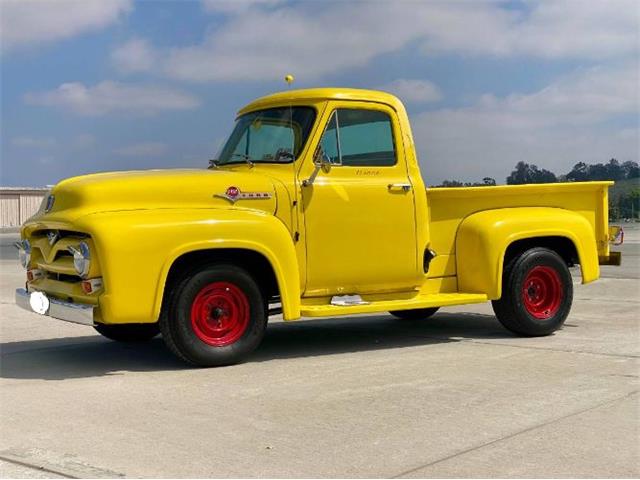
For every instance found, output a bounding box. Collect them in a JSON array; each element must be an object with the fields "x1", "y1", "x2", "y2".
[{"x1": 388, "y1": 183, "x2": 412, "y2": 192}]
